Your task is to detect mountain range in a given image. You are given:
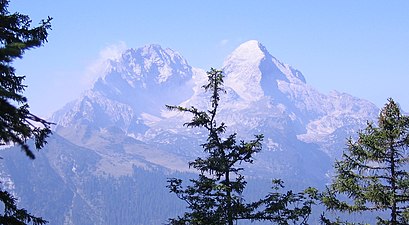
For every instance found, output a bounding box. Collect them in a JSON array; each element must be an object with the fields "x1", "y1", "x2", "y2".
[{"x1": 0, "y1": 40, "x2": 379, "y2": 224}]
